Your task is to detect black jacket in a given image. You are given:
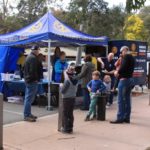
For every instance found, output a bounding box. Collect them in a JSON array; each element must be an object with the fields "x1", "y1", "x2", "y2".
[
  {"x1": 24, "y1": 52, "x2": 42, "y2": 83},
  {"x1": 119, "y1": 54, "x2": 135, "y2": 79}
]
